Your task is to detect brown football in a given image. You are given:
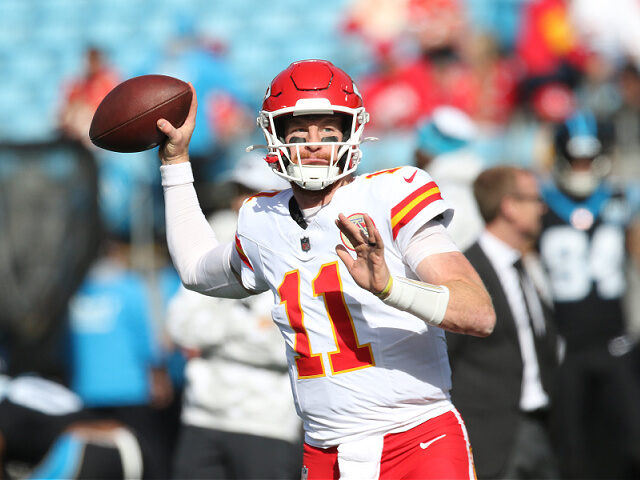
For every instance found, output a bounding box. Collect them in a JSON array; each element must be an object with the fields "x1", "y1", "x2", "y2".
[{"x1": 89, "y1": 74, "x2": 192, "y2": 153}]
